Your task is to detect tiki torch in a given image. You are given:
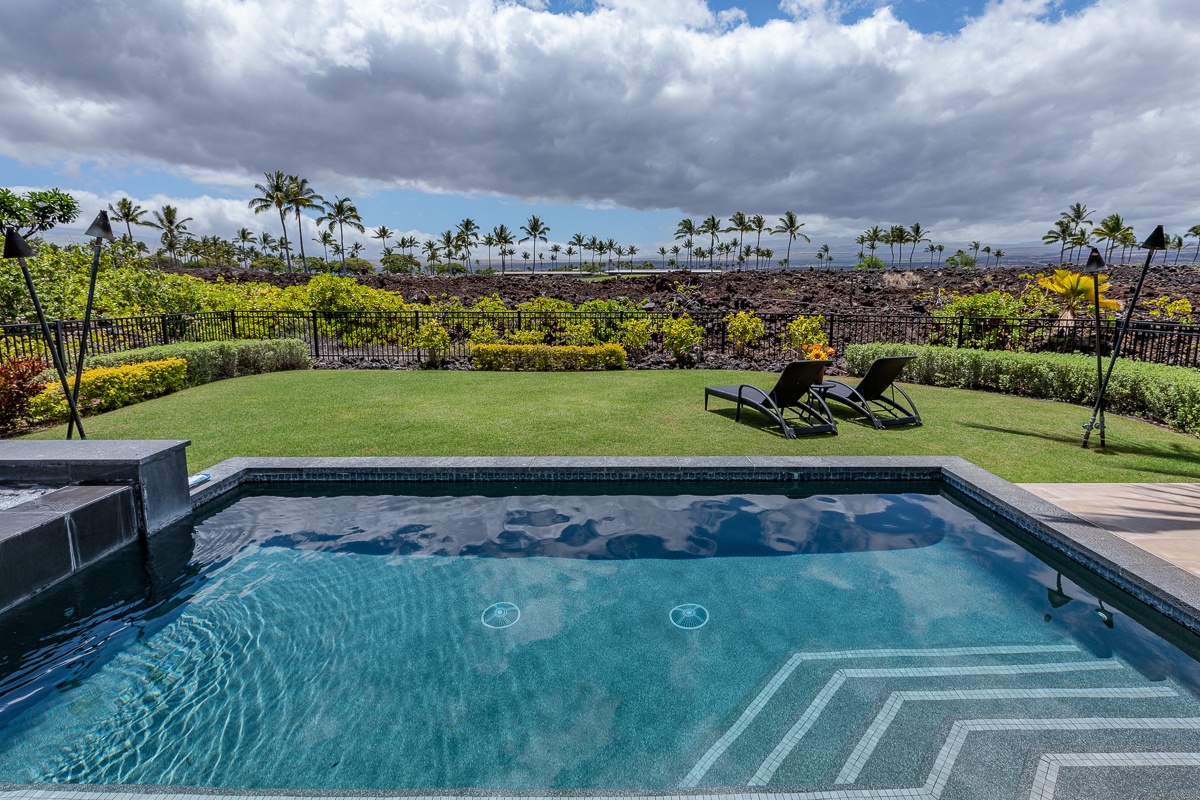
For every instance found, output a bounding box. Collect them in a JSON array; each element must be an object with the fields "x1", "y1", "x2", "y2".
[
  {"x1": 1082, "y1": 225, "x2": 1167, "y2": 448},
  {"x1": 67, "y1": 212, "x2": 116, "y2": 438},
  {"x1": 3, "y1": 228, "x2": 87, "y2": 438}
]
